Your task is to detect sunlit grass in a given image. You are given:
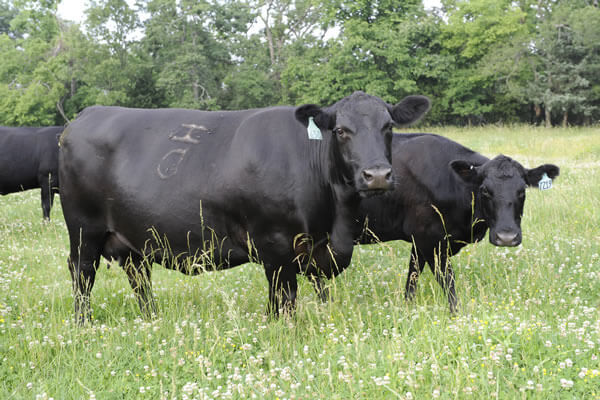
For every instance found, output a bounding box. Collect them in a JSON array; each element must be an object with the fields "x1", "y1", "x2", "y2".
[{"x1": 1, "y1": 125, "x2": 599, "y2": 398}]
